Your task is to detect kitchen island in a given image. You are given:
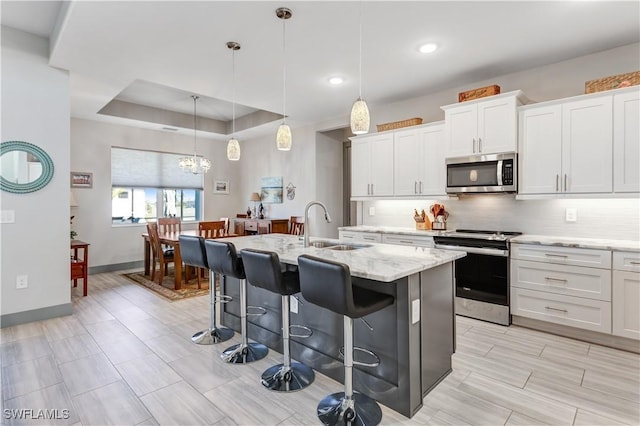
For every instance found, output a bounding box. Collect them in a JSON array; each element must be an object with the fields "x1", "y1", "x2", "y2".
[{"x1": 215, "y1": 234, "x2": 465, "y2": 418}]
